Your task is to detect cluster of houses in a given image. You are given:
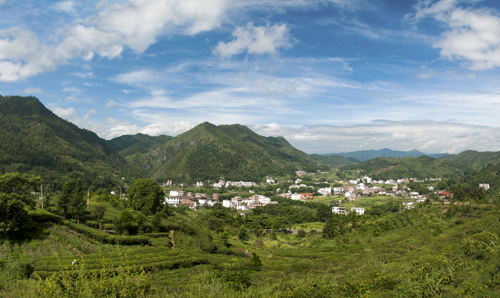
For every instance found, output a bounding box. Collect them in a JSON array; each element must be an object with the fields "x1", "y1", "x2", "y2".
[
  {"x1": 222, "y1": 195, "x2": 278, "y2": 211},
  {"x1": 212, "y1": 180, "x2": 258, "y2": 188},
  {"x1": 165, "y1": 191, "x2": 221, "y2": 209},
  {"x1": 332, "y1": 206, "x2": 365, "y2": 215}
]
